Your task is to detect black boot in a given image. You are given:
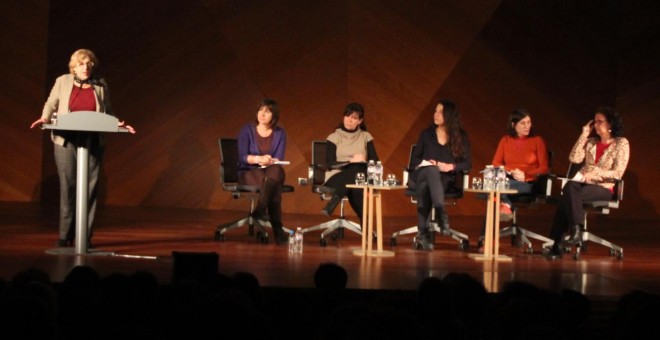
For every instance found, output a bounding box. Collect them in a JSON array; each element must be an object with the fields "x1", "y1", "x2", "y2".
[
  {"x1": 252, "y1": 178, "x2": 278, "y2": 221},
  {"x1": 414, "y1": 228, "x2": 434, "y2": 251},
  {"x1": 545, "y1": 242, "x2": 563, "y2": 260},
  {"x1": 321, "y1": 194, "x2": 342, "y2": 216},
  {"x1": 438, "y1": 208, "x2": 450, "y2": 235}
]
